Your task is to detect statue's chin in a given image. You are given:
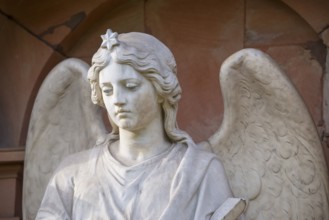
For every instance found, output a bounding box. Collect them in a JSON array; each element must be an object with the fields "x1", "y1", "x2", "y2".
[
  {"x1": 116, "y1": 119, "x2": 134, "y2": 130},
  {"x1": 116, "y1": 118, "x2": 144, "y2": 132}
]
